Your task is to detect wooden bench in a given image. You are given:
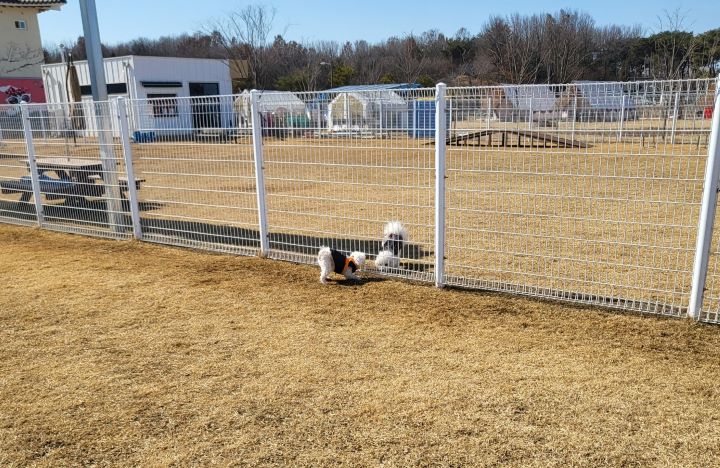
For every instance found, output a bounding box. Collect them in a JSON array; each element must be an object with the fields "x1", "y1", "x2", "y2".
[
  {"x1": 0, "y1": 174, "x2": 145, "y2": 204},
  {"x1": 0, "y1": 175, "x2": 78, "y2": 203},
  {"x1": 87, "y1": 174, "x2": 146, "y2": 192}
]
